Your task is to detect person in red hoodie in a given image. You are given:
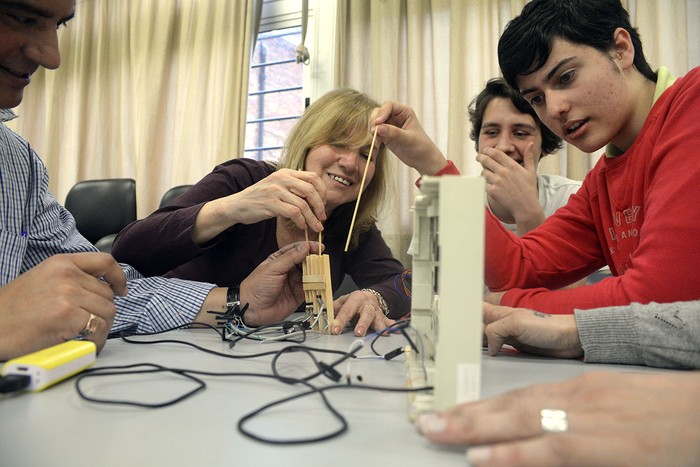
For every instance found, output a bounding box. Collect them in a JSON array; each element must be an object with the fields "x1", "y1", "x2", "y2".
[{"x1": 372, "y1": 0, "x2": 700, "y2": 315}]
